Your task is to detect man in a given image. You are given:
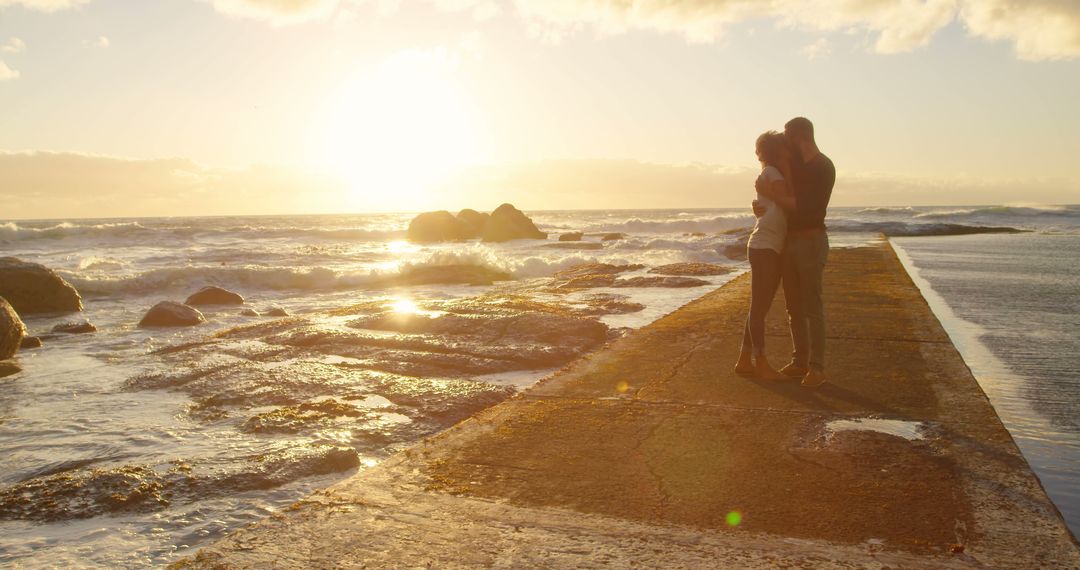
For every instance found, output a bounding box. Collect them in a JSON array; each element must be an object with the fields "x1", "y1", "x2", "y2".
[{"x1": 754, "y1": 117, "x2": 835, "y2": 387}]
